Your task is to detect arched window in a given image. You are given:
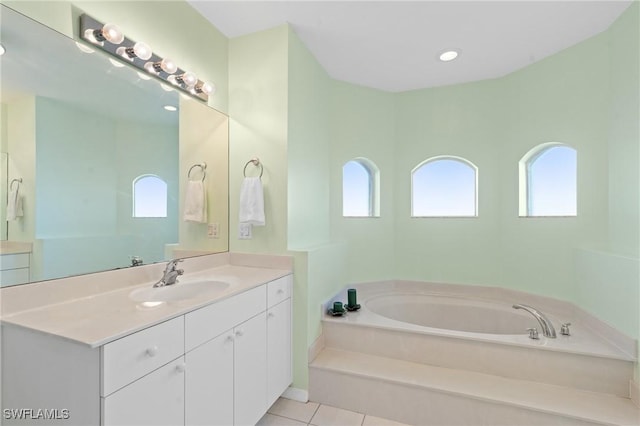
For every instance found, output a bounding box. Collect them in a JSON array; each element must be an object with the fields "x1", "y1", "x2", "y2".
[
  {"x1": 342, "y1": 158, "x2": 380, "y2": 217},
  {"x1": 411, "y1": 156, "x2": 477, "y2": 217},
  {"x1": 519, "y1": 143, "x2": 577, "y2": 217},
  {"x1": 133, "y1": 175, "x2": 167, "y2": 218}
]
